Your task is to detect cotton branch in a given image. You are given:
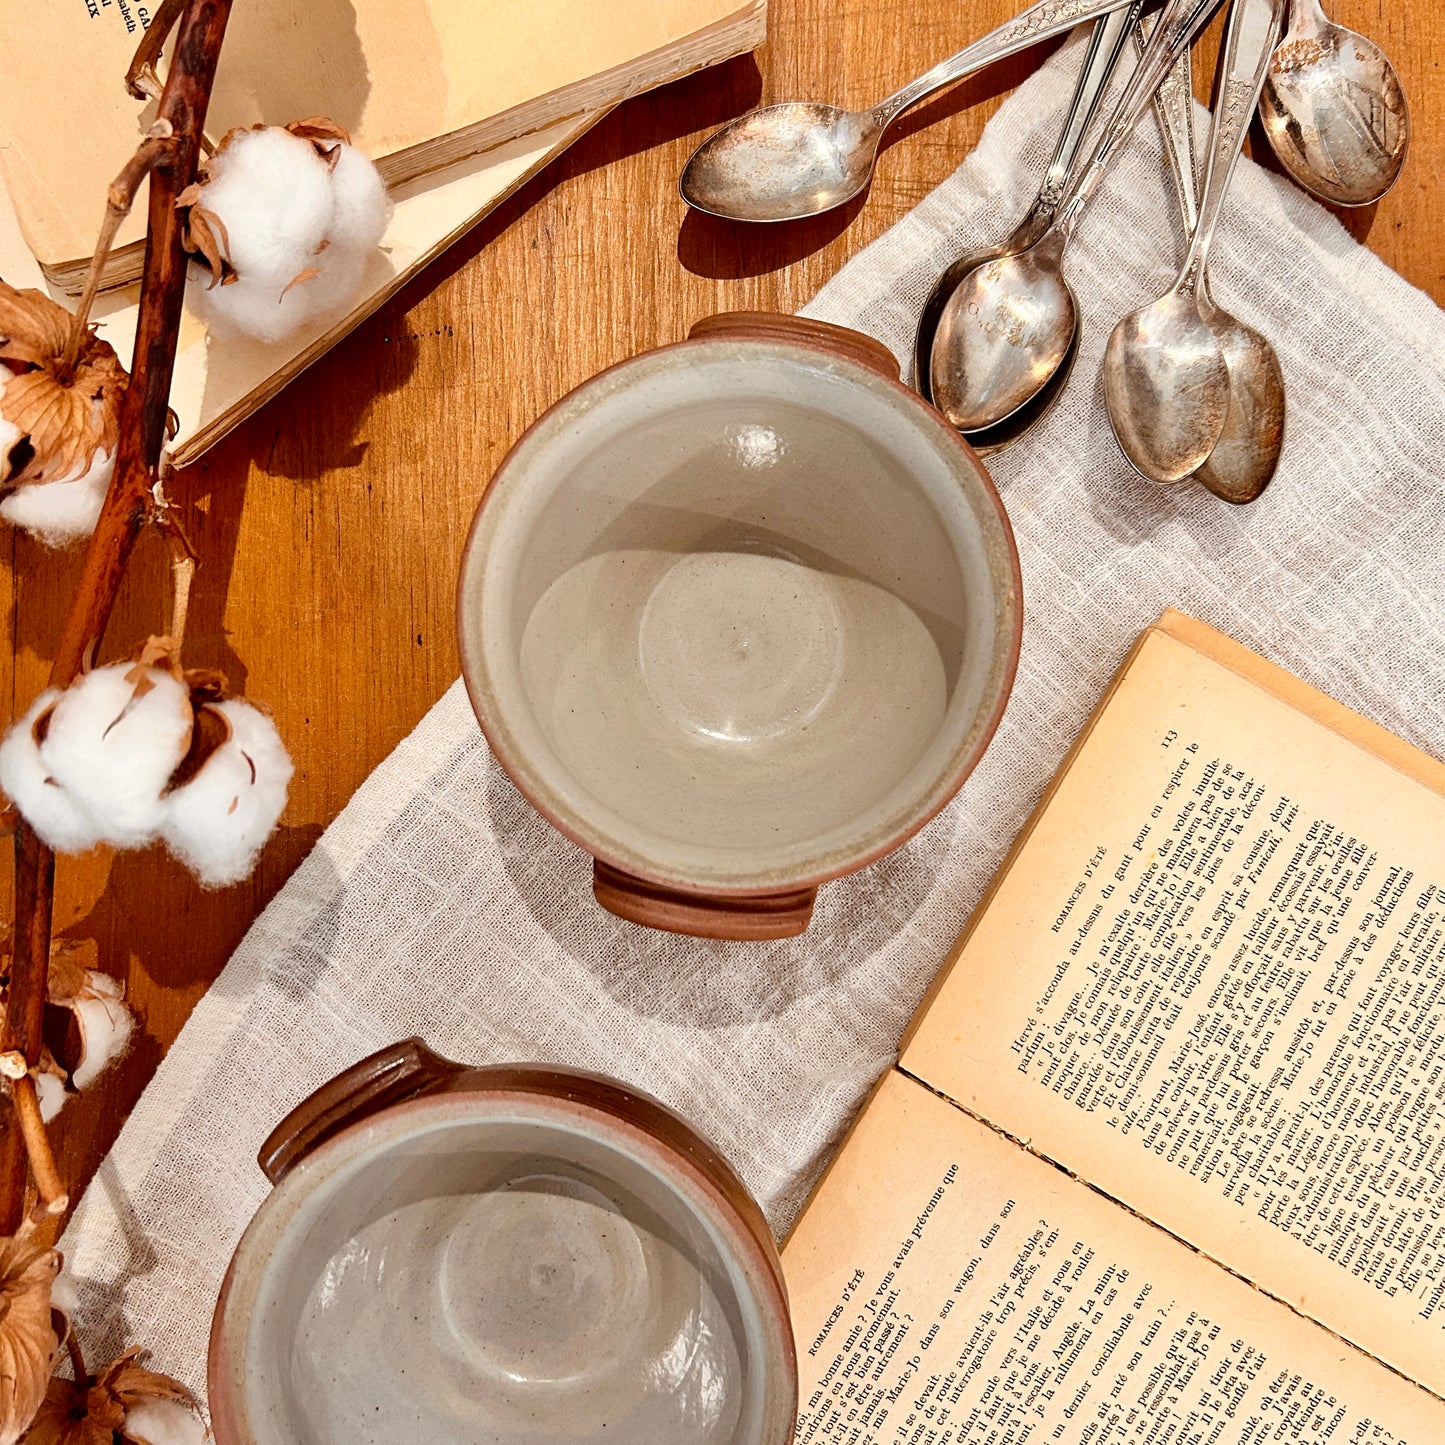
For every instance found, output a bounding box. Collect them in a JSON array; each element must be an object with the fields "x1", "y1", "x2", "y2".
[{"x1": 0, "y1": 0, "x2": 234, "y2": 1236}]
